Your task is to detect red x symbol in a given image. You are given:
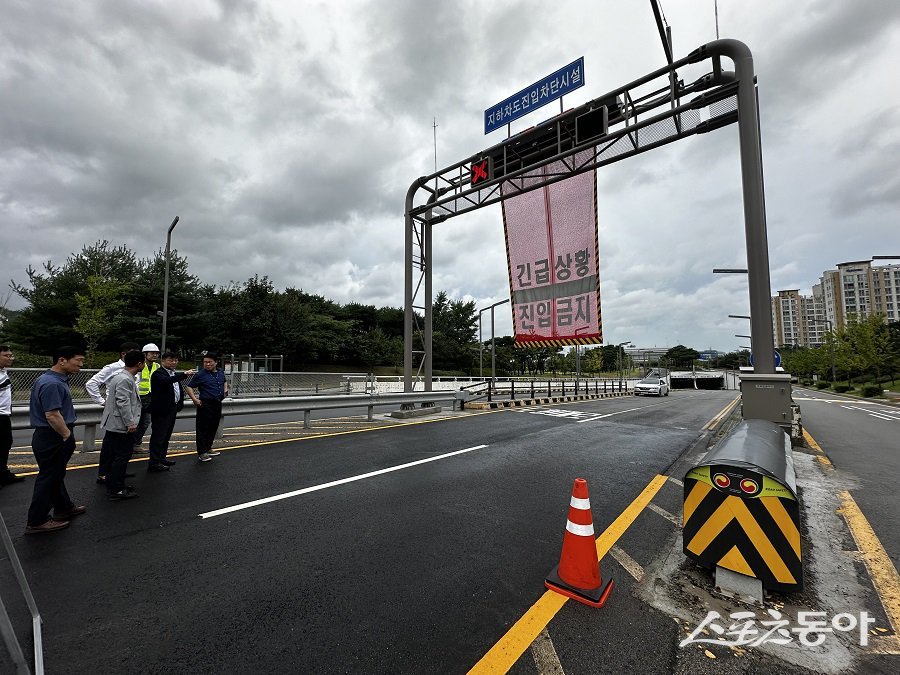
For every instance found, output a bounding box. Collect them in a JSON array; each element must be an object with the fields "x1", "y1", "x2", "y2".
[{"x1": 471, "y1": 158, "x2": 490, "y2": 186}]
